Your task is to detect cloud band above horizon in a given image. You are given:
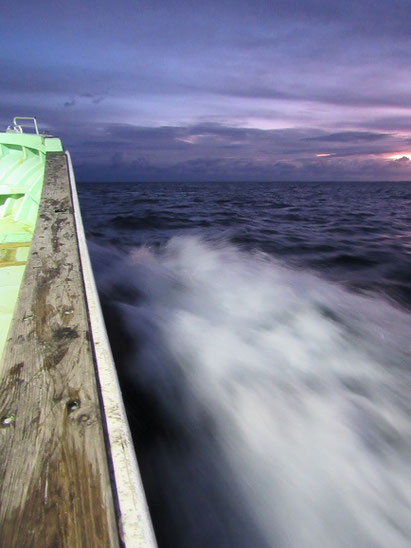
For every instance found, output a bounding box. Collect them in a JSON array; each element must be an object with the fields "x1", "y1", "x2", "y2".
[{"x1": 1, "y1": 0, "x2": 411, "y2": 181}]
